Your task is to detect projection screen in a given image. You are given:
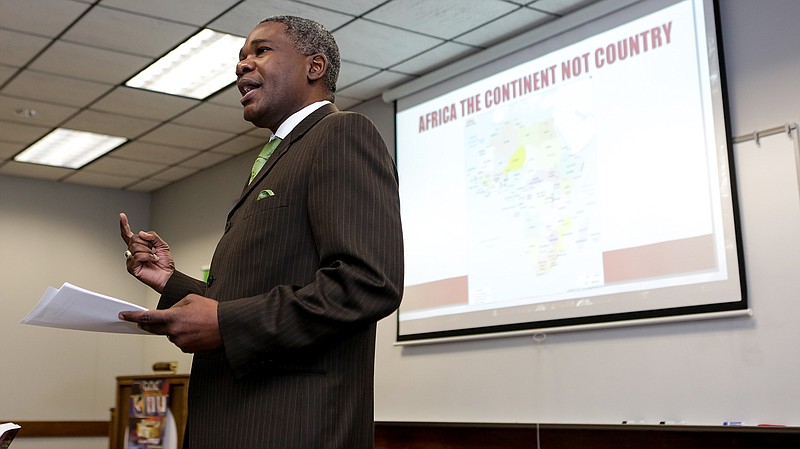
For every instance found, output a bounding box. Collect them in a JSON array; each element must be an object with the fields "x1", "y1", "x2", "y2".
[{"x1": 393, "y1": 0, "x2": 747, "y2": 344}]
